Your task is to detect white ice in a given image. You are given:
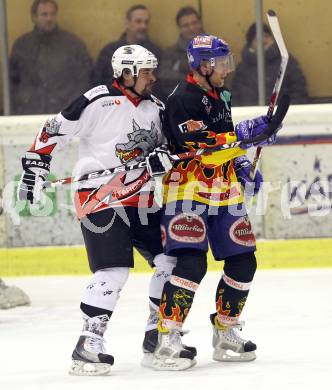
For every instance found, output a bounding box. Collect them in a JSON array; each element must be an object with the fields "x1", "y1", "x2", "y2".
[{"x1": 1, "y1": 269, "x2": 332, "y2": 390}]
